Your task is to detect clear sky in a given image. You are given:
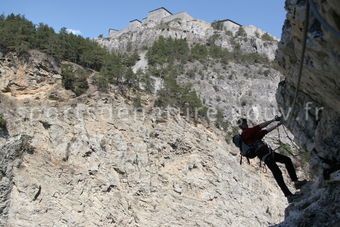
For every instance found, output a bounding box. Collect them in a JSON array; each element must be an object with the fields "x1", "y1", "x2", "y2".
[{"x1": 1, "y1": 0, "x2": 286, "y2": 39}]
